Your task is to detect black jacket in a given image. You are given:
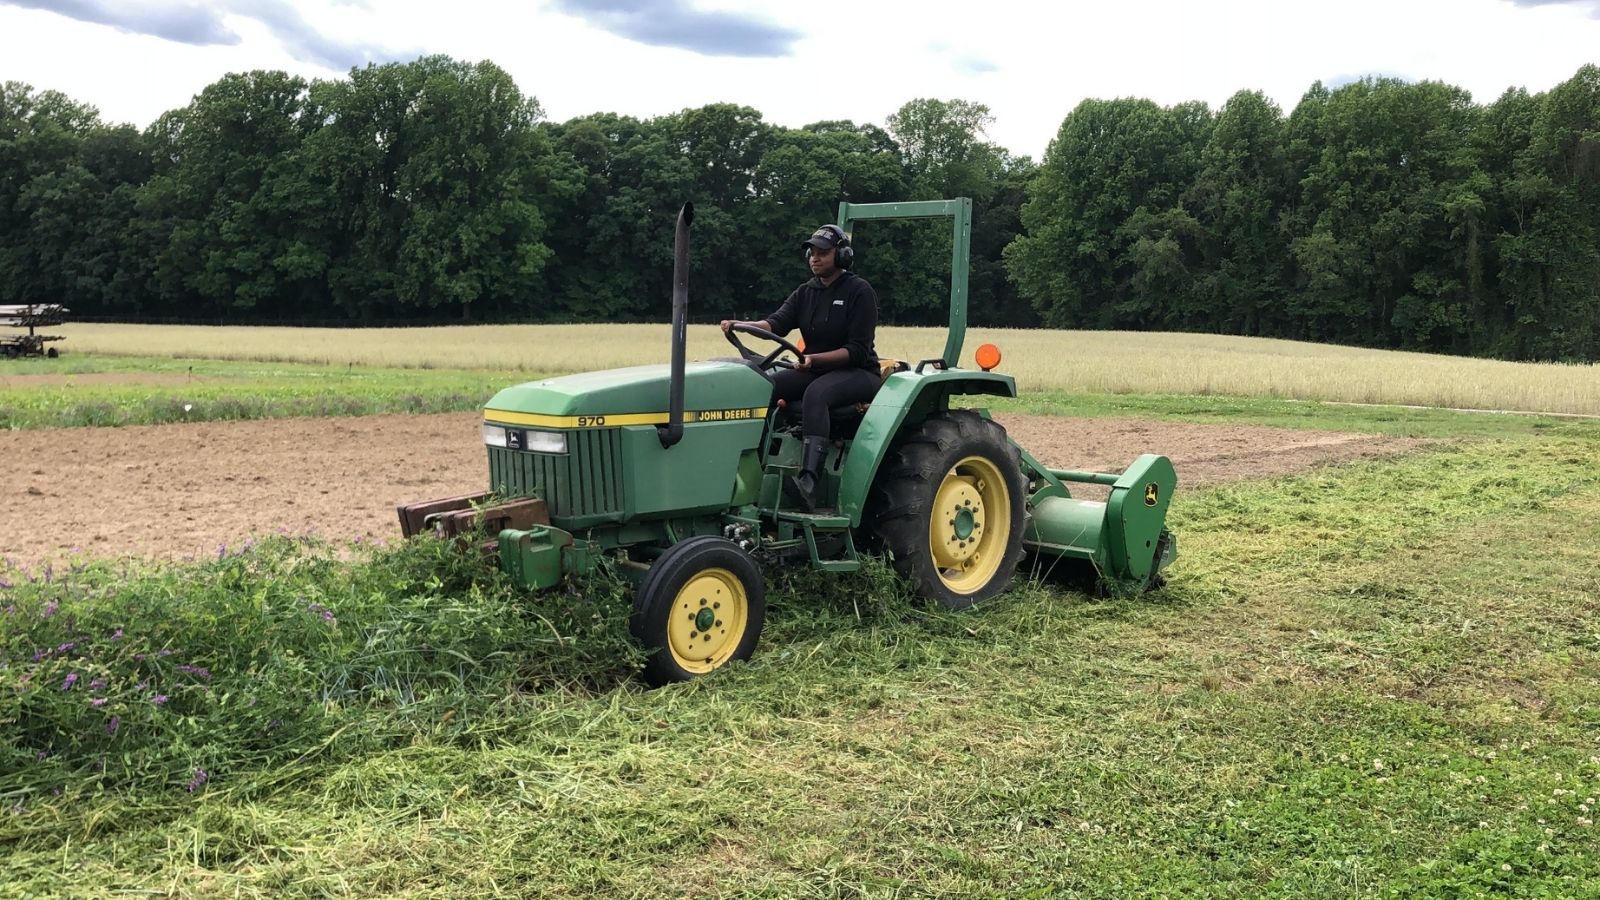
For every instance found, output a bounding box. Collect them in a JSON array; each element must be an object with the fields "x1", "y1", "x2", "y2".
[{"x1": 764, "y1": 271, "x2": 879, "y2": 370}]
